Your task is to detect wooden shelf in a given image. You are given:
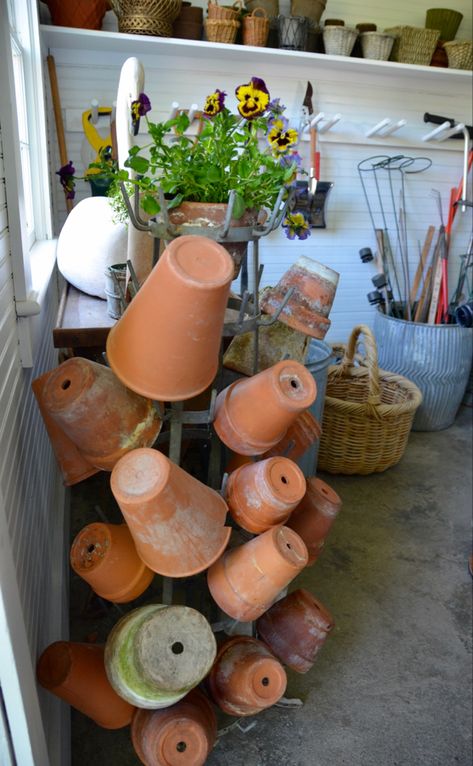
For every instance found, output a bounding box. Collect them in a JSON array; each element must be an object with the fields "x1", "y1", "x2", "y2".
[{"x1": 53, "y1": 282, "x2": 115, "y2": 350}]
